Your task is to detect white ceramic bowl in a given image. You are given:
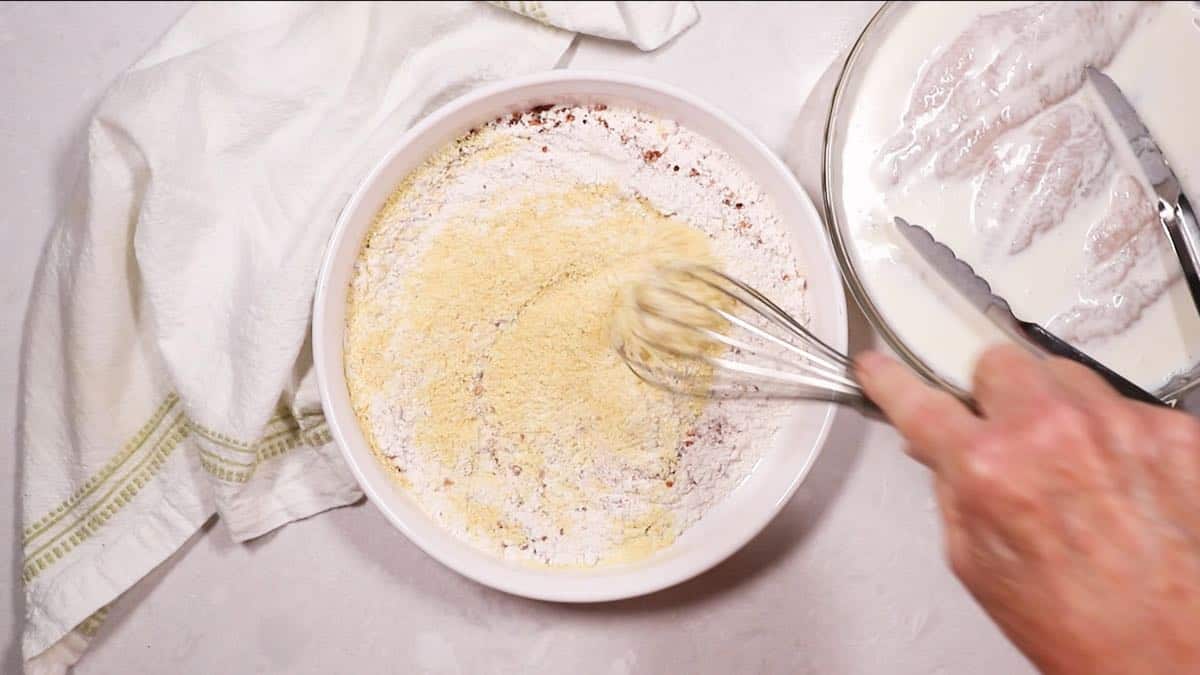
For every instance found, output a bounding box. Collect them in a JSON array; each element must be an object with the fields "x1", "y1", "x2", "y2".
[{"x1": 313, "y1": 71, "x2": 848, "y2": 602}]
